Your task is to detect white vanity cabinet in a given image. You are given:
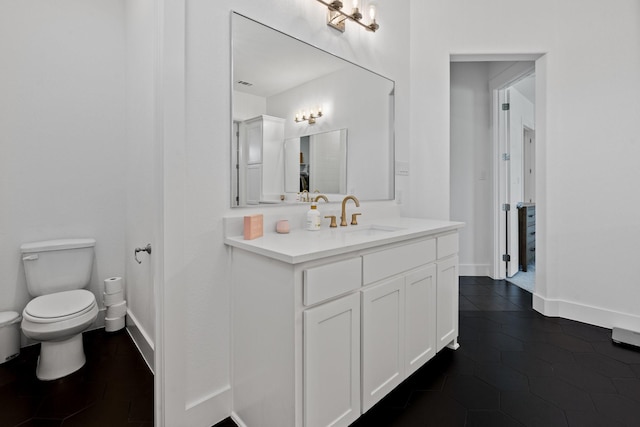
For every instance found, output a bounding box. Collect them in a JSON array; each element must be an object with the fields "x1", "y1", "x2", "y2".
[
  {"x1": 360, "y1": 264, "x2": 439, "y2": 411},
  {"x1": 435, "y1": 233, "x2": 460, "y2": 352},
  {"x1": 360, "y1": 239, "x2": 438, "y2": 411},
  {"x1": 304, "y1": 293, "x2": 361, "y2": 427},
  {"x1": 303, "y1": 258, "x2": 362, "y2": 427},
  {"x1": 226, "y1": 219, "x2": 461, "y2": 427},
  {"x1": 361, "y1": 276, "x2": 406, "y2": 411}
]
